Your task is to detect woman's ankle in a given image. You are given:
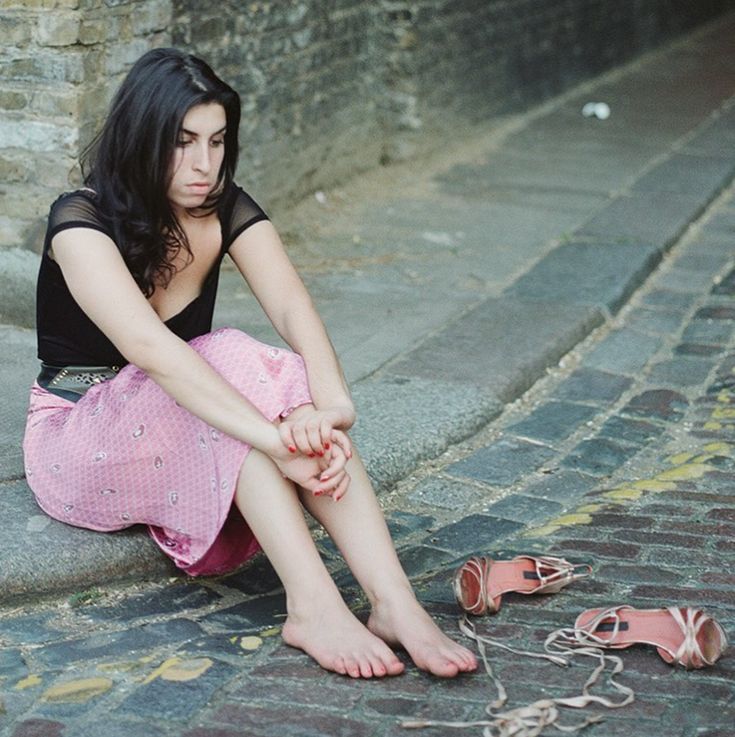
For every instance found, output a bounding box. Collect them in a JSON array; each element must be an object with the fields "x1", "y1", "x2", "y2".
[
  {"x1": 366, "y1": 579, "x2": 418, "y2": 611},
  {"x1": 285, "y1": 581, "x2": 346, "y2": 620}
]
